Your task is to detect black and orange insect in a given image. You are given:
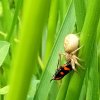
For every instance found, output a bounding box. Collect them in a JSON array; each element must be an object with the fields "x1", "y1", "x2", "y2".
[
  {"x1": 50, "y1": 34, "x2": 83, "y2": 82},
  {"x1": 50, "y1": 62, "x2": 72, "y2": 82}
]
